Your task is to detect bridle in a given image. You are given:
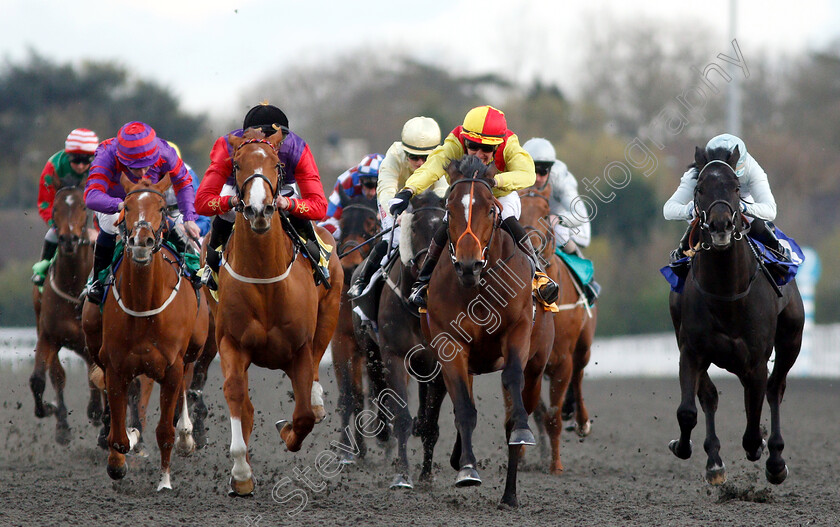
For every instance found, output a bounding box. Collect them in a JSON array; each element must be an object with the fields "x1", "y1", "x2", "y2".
[
  {"x1": 694, "y1": 160, "x2": 749, "y2": 251},
  {"x1": 407, "y1": 205, "x2": 446, "y2": 271},
  {"x1": 52, "y1": 186, "x2": 91, "y2": 249},
  {"x1": 118, "y1": 188, "x2": 168, "y2": 254},
  {"x1": 447, "y1": 177, "x2": 500, "y2": 269},
  {"x1": 232, "y1": 138, "x2": 283, "y2": 220}
]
